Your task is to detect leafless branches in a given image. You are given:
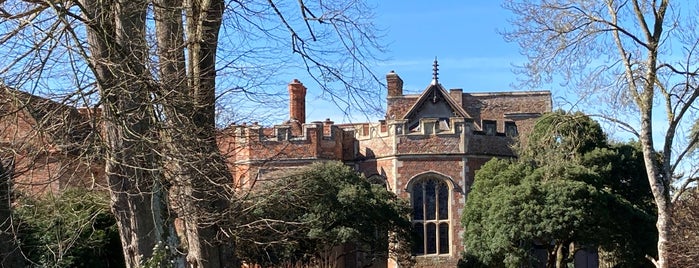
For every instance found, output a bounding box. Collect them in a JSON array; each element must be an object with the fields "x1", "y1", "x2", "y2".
[
  {"x1": 1, "y1": 0, "x2": 386, "y2": 267},
  {"x1": 503, "y1": 1, "x2": 698, "y2": 267}
]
